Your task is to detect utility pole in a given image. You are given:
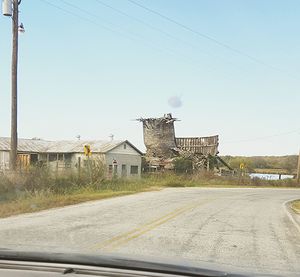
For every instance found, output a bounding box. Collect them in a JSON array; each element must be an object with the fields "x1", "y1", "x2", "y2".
[
  {"x1": 2, "y1": 0, "x2": 23, "y2": 170},
  {"x1": 10, "y1": 0, "x2": 19, "y2": 171},
  {"x1": 297, "y1": 150, "x2": 300, "y2": 184}
]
